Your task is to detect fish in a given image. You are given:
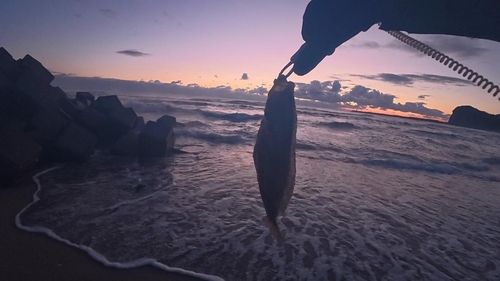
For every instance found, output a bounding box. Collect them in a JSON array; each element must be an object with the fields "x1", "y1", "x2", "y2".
[{"x1": 253, "y1": 75, "x2": 297, "y2": 239}]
